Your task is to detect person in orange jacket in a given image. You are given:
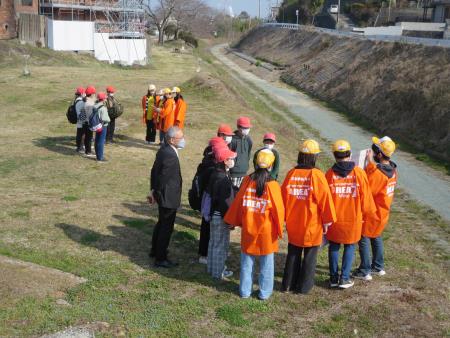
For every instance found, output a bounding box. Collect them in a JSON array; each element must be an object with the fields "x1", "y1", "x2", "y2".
[
  {"x1": 154, "y1": 88, "x2": 175, "y2": 145},
  {"x1": 325, "y1": 140, "x2": 376, "y2": 289},
  {"x1": 172, "y1": 87, "x2": 187, "y2": 129},
  {"x1": 281, "y1": 139, "x2": 337, "y2": 294},
  {"x1": 224, "y1": 149, "x2": 285, "y2": 300},
  {"x1": 353, "y1": 136, "x2": 398, "y2": 280},
  {"x1": 141, "y1": 84, "x2": 157, "y2": 144}
]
